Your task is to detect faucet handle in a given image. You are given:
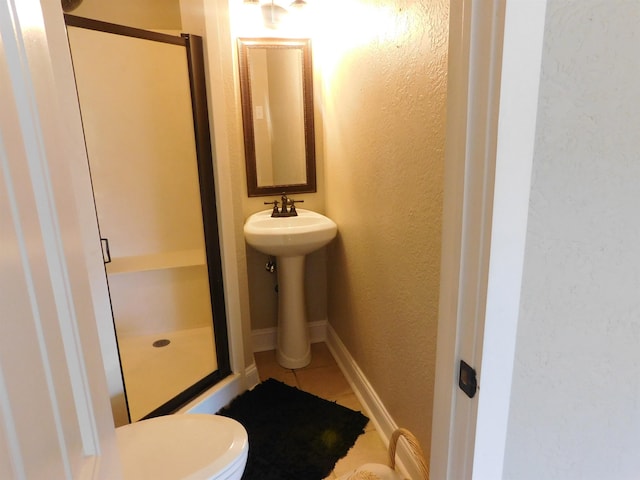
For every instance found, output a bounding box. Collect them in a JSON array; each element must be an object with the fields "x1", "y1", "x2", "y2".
[
  {"x1": 288, "y1": 198, "x2": 304, "y2": 215},
  {"x1": 264, "y1": 200, "x2": 279, "y2": 216}
]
